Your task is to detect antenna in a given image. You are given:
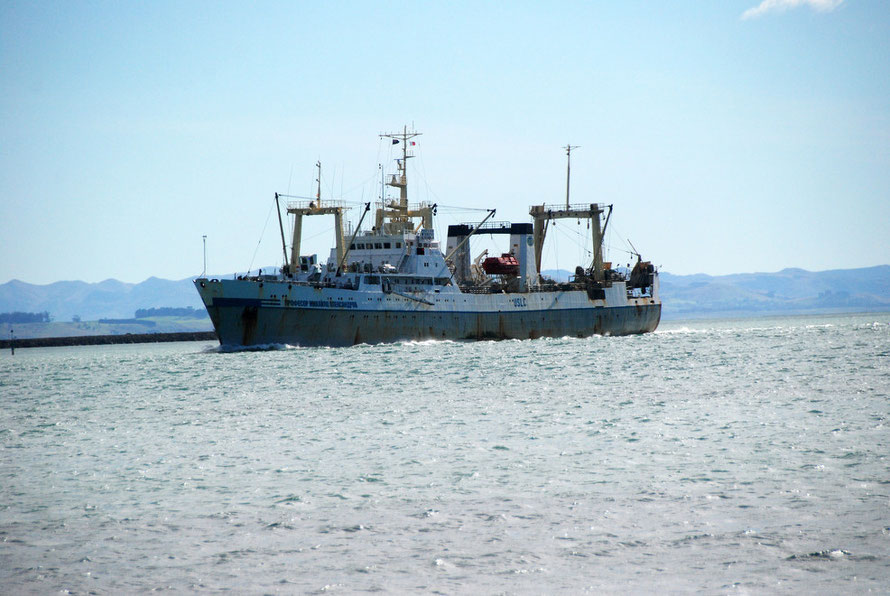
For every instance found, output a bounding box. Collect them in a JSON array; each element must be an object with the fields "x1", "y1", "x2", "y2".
[
  {"x1": 379, "y1": 164, "x2": 384, "y2": 202},
  {"x1": 564, "y1": 144, "x2": 580, "y2": 209}
]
